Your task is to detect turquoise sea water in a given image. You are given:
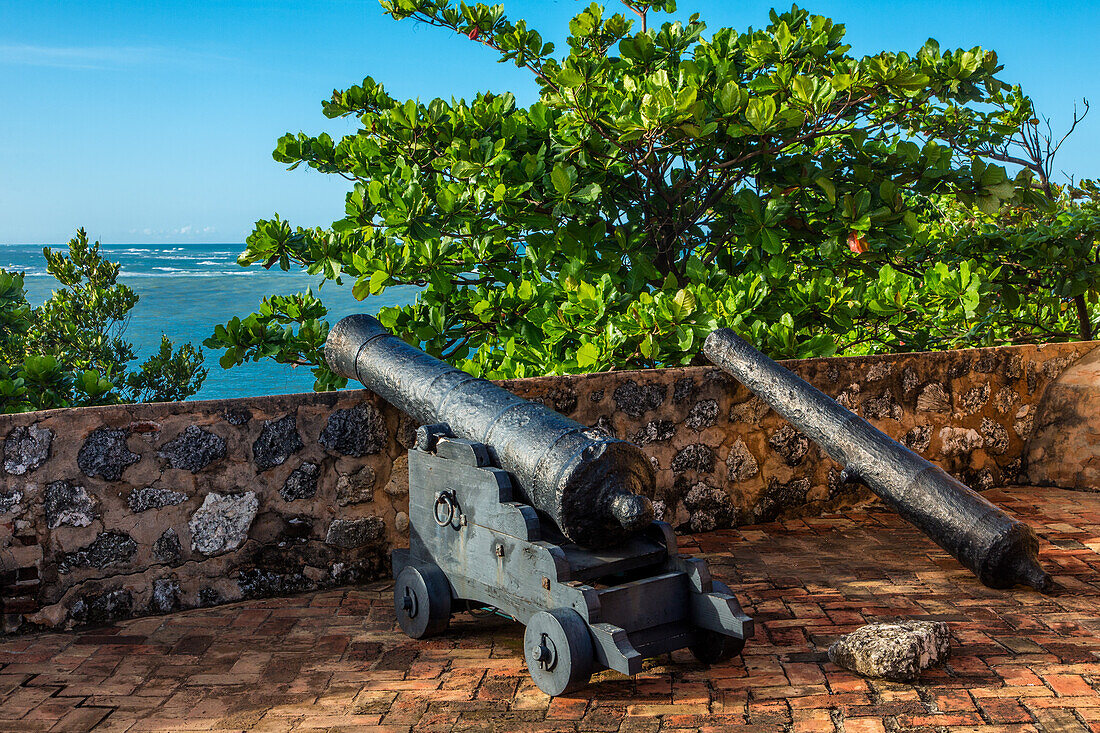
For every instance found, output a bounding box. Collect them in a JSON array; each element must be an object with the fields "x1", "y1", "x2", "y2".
[{"x1": 1, "y1": 242, "x2": 417, "y2": 401}]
